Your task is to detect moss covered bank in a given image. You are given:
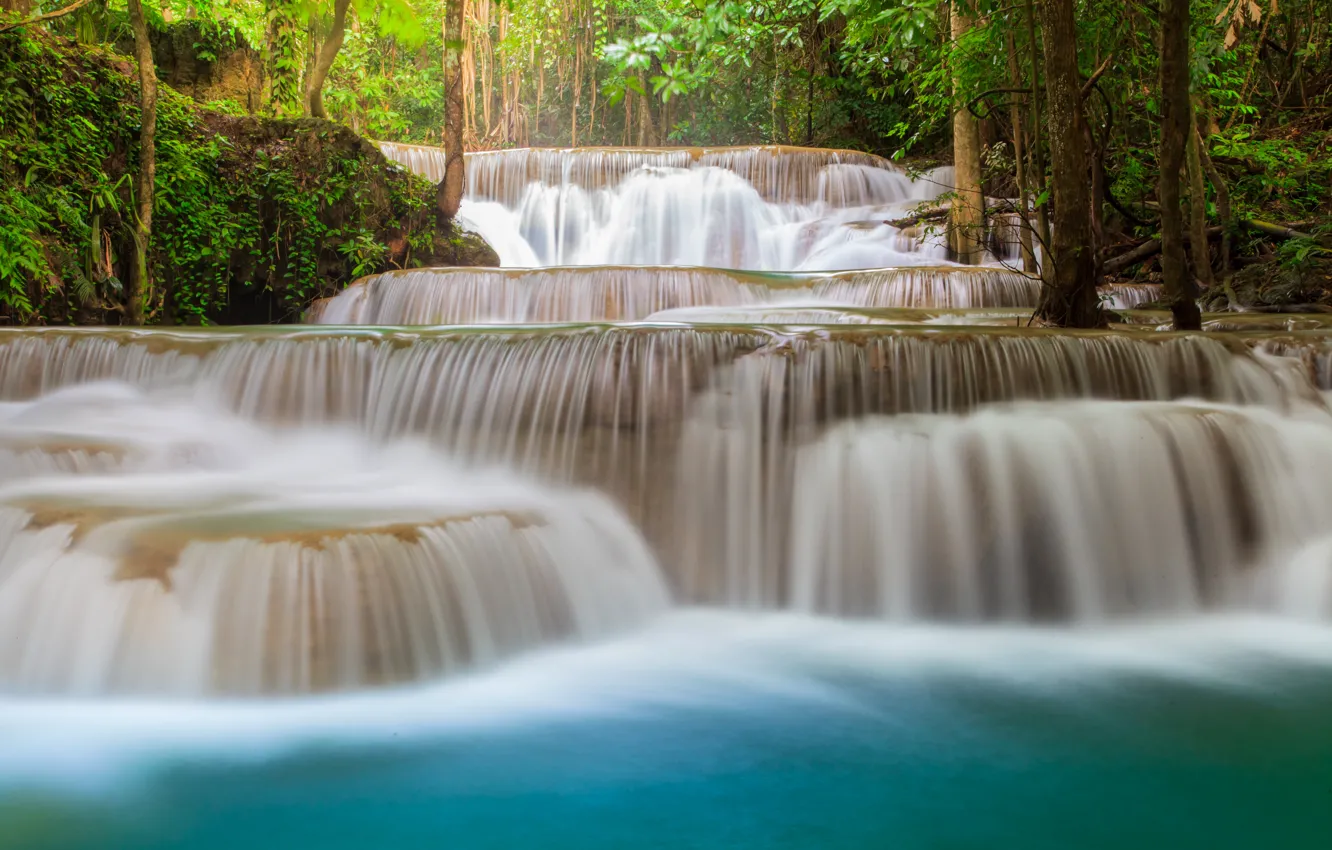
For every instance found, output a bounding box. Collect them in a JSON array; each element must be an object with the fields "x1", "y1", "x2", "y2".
[{"x1": 0, "y1": 29, "x2": 495, "y2": 326}]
